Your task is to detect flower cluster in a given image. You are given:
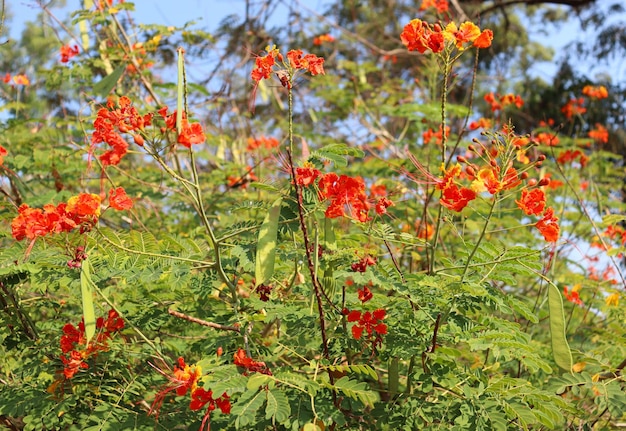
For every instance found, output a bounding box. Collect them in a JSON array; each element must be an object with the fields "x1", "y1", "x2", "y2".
[
  {"x1": 588, "y1": 124, "x2": 609, "y2": 144},
  {"x1": 401, "y1": 19, "x2": 492, "y2": 54},
  {"x1": 346, "y1": 309, "x2": 387, "y2": 341},
  {"x1": 423, "y1": 125, "x2": 450, "y2": 145},
  {"x1": 563, "y1": 285, "x2": 582, "y2": 306},
  {"x1": 557, "y1": 149, "x2": 589, "y2": 168},
  {"x1": 351, "y1": 255, "x2": 377, "y2": 272},
  {"x1": 246, "y1": 135, "x2": 280, "y2": 151},
  {"x1": 151, "y1": 356, "x2": 231, "y2": 431},
  {"x1": 295, "y1": 163, "x2": 322, "y2": 187},
  {"x1": 2, "y1": 73, "x2": 30, "y2": 86},
  {"x1": 438, "y1": 164, "x2": 477, "y2": 212},
  {"x1": 357, "y1": 284, "x2": 373, "y2": 303},
  {"x1": 251, "y1": 45, "x2": 325, "y2": 88},
  {"x1": 92, "y1": 96, "x2": 153, "y2": 166},
  {"x1": 11, "y1": 193, "x2": 101, "y2": 241},
  {"x1": 484, "y1": 92, "x2": 524, "y2": 112},
  {"x1": 582, "y1": 85, "x2": 608, "y2": 99},
  {"x1": 190, "y1": 388, "x2": 231, "y2": 431},
  {"x1": 318, "y1": 173, "x2": 371, "y2": 222},
  {"x1": 233, "y1": 348, "x2": 272, "y2": 375},
  {"x1": 535, "y1": 207, "x2": 560, "y2": 243},
  {"x1": 313, "y1": 33, "x2": 335, "y2": 46},
  {"x1": 157, "y1": 106, "x2": 206, "y2": 148},
  {"x1": 60, "y1": 44, "x2": 79, "y2": 63},
  {"x1": 419, "y1": 0, "x2": 449, "y2": 13},
  {"x1": 108, "y1": 187, "x2": 134, "y2": 210},
  {"x1": 561, "y1": 98, "x2": 586, "y2": 120},
  {"x1": 59, "y1": 309, "x2": 124, "y2": 379}
]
